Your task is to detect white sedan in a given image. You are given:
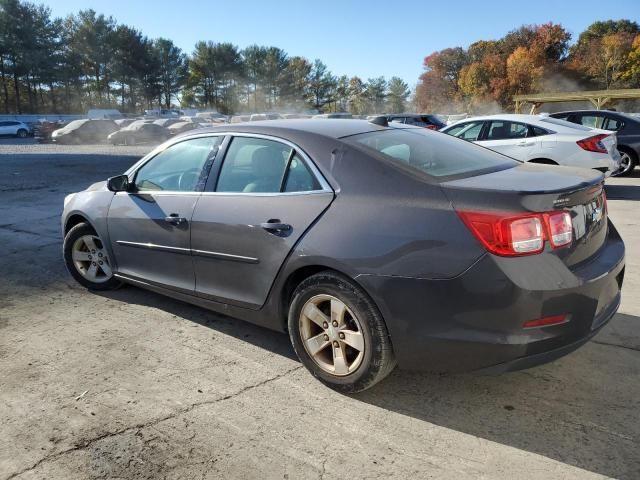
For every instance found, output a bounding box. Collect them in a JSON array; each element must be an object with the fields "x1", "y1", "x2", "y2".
[{"x1": 441, "y1": 114, "x2": 620, "y2": 176}]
